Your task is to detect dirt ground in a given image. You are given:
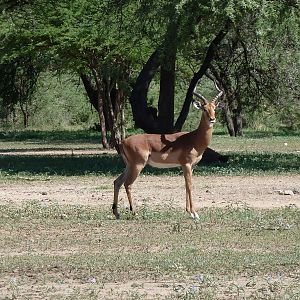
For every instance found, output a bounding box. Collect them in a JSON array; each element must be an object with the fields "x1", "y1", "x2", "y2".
[
  {"x1": 1, "y1": 174, "x2": 300, "y2": 299},
  {"x1": 1, "y1": 174, "x2": 299, "y2": 210}
]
